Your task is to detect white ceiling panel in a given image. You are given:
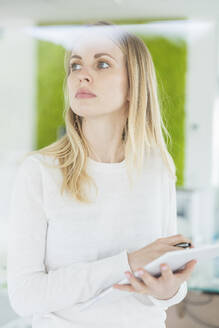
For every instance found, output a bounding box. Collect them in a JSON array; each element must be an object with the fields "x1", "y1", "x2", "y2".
[{"x1": 0, "y1": 0, "x2": 219, "y2": 25}]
